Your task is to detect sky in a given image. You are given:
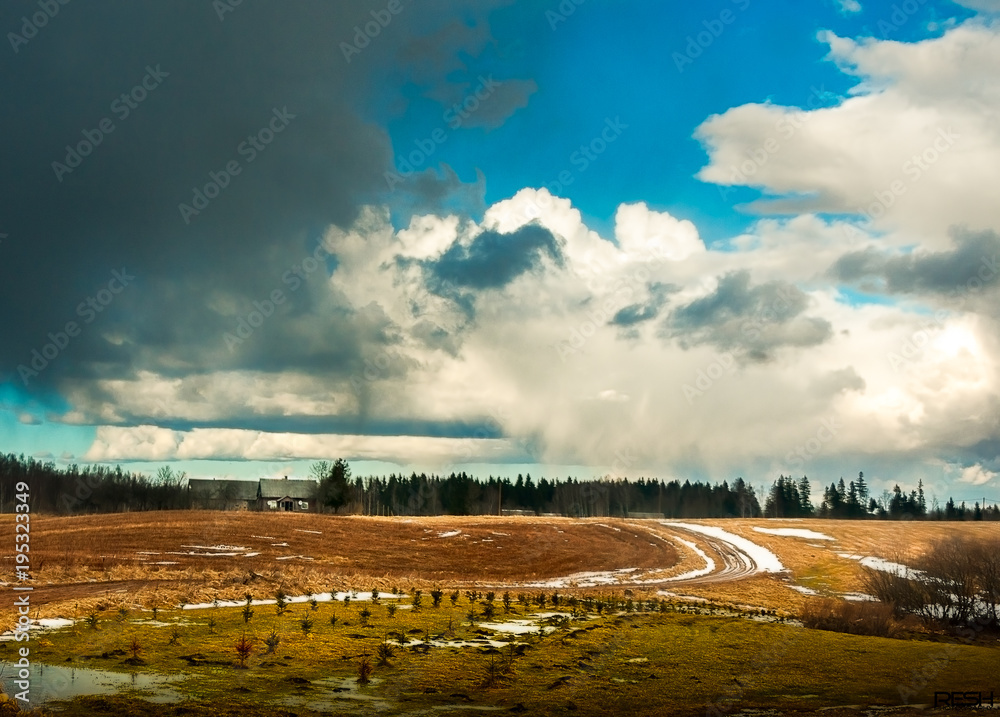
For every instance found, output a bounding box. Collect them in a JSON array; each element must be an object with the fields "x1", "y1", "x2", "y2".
[{"x1": 2, "y1": 0, "x2": 1000, "y2": 506}]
